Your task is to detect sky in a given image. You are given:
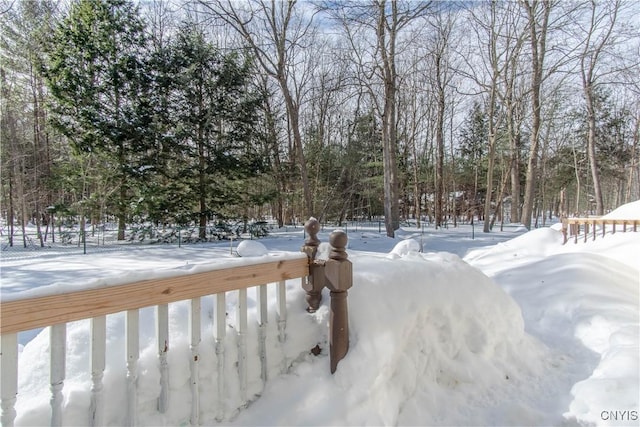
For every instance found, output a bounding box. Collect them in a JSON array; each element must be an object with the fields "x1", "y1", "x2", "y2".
[{"x1": 1, "y1": 201, "x2": 639, "y2": 426}]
